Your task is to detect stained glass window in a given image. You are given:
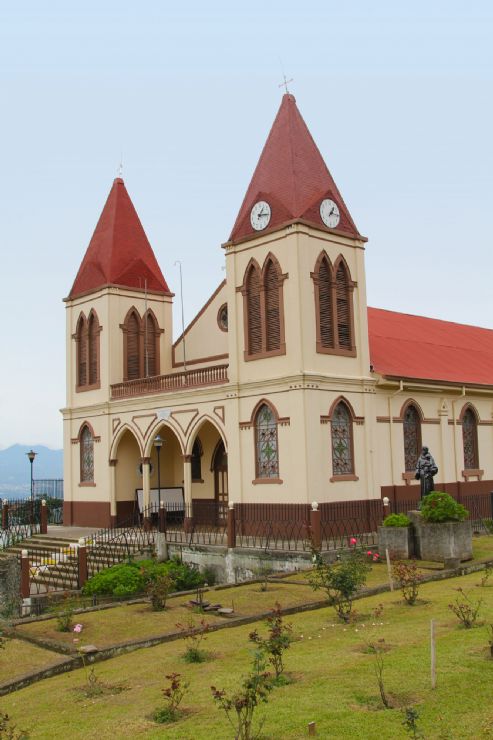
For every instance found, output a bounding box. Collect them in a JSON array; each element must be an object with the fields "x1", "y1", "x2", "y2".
[
  {"x1": 255, "y1": 404, "x2": 279, "y2": 478},
  {"x1": 462, "y1": 408, "x2": 479, "y2": 470},
  {"x1": 403, "y1": 405, "x2": 421, "y2": 472},
  {"x1": 331, "y1": 401, "x2": 354, "y2": 475},
  {"x1": 80, "y1": 425, "x2": 94, "y2": 482}
]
